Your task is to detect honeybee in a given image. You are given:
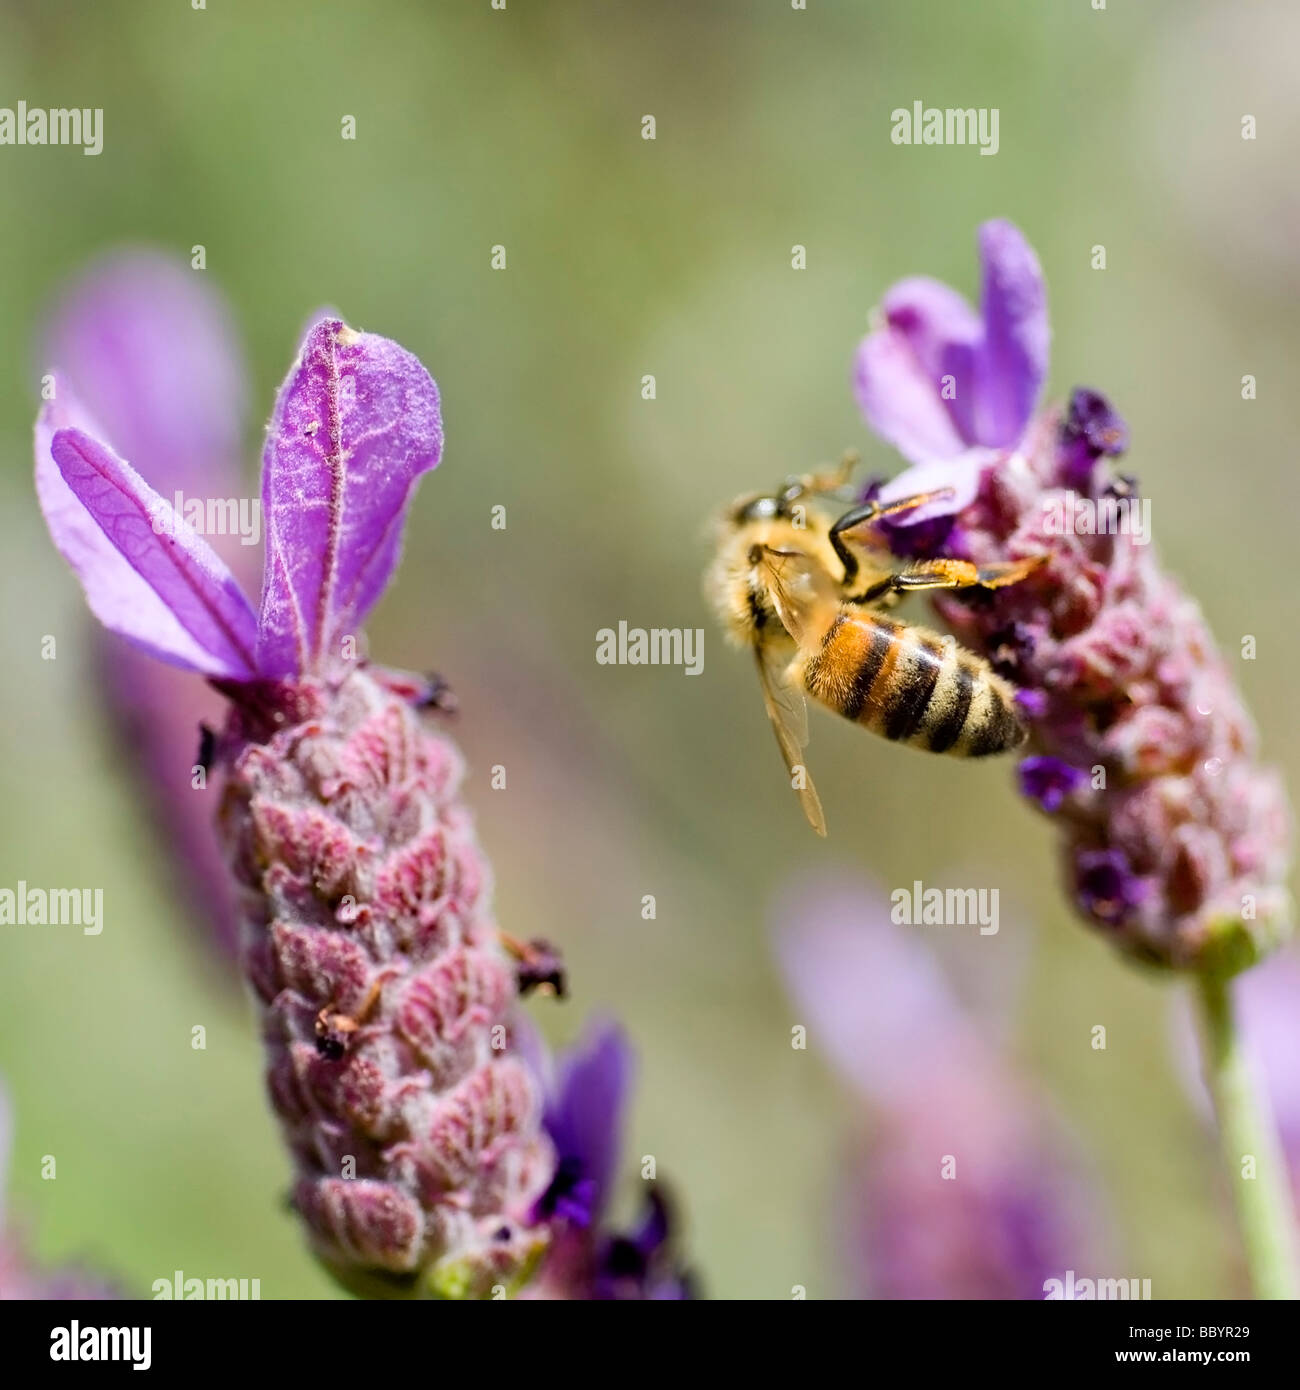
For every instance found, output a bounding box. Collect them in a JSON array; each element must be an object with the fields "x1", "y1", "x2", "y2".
[{"x1": 705, "y1": 456, "x2": 1041, "y2": 835}]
